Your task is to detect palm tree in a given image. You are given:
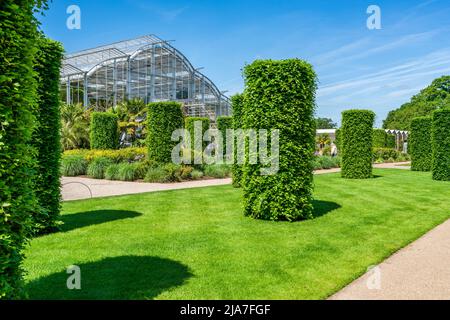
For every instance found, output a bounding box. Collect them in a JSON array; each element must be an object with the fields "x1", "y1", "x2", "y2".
[{"x1": 60, "y1": 103, "x2": 91, "y2": 150}]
